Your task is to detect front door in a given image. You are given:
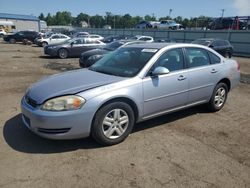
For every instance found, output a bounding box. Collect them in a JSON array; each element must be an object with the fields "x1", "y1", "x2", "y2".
[{"x1": 142, "y1": 48, "x2": 188, "y2": 118}]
